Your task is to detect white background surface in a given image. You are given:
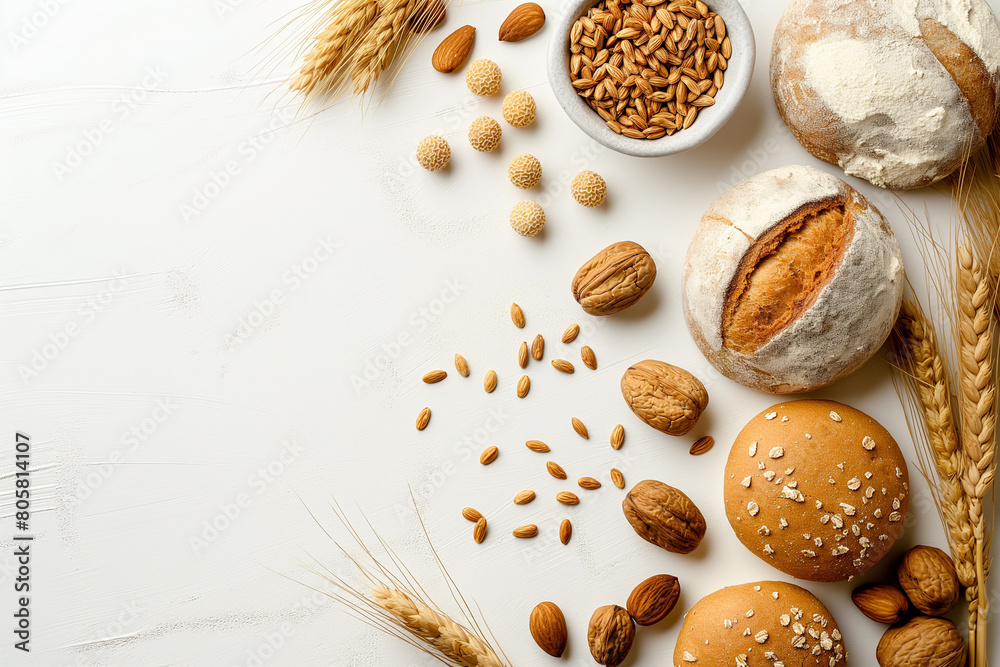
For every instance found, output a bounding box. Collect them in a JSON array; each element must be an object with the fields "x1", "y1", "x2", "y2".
[{"x1": 2, "y1": 0, "x2": 998, "y2": 665}]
